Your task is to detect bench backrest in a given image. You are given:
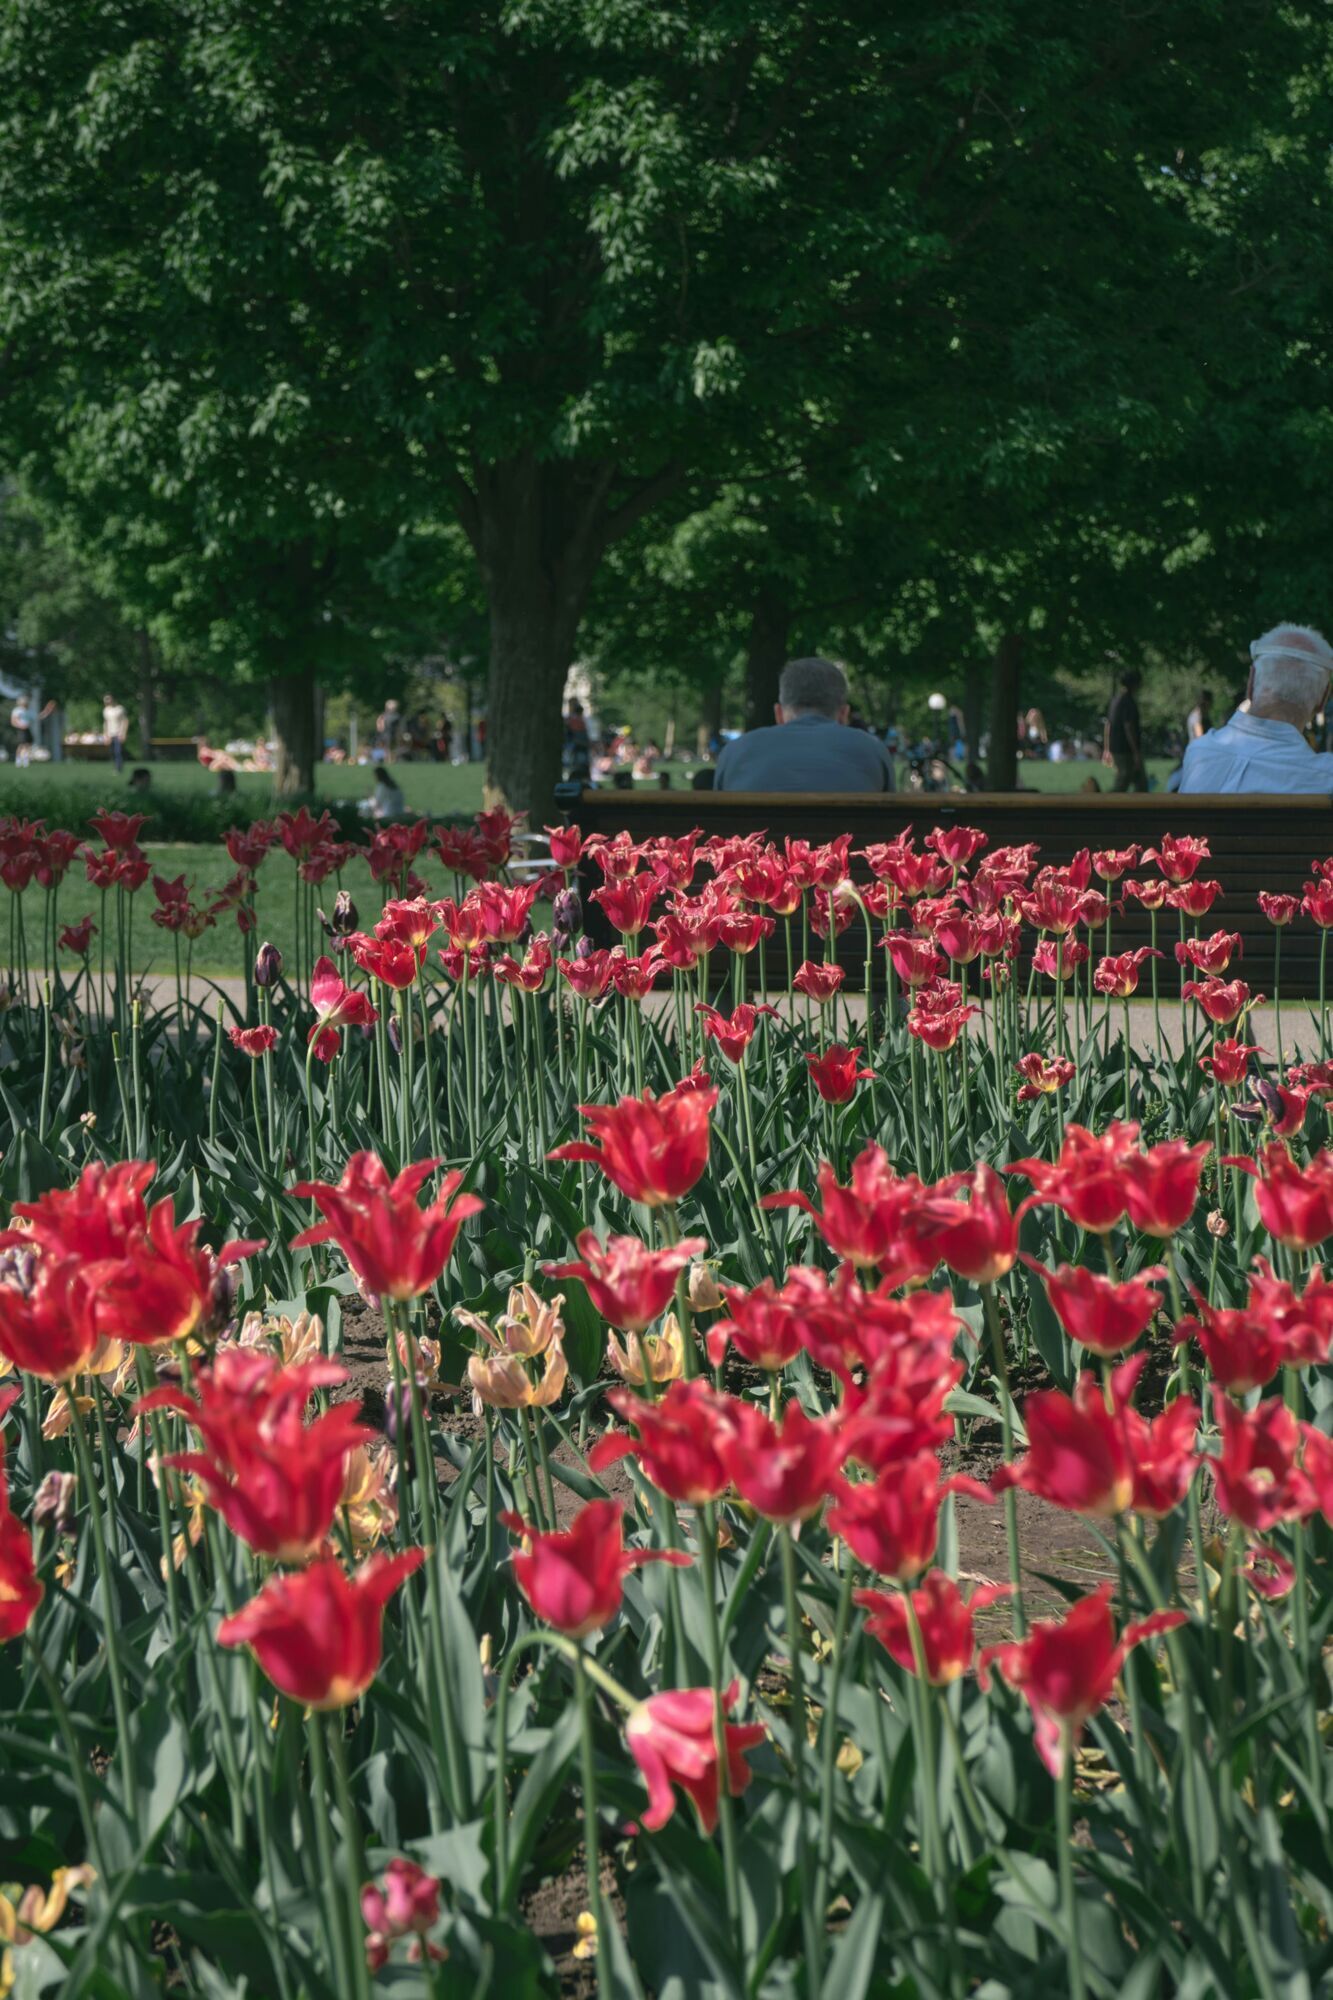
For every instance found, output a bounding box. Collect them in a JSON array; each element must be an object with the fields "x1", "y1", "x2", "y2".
[{"x1": 568, "y1": 788, "x2": 1333, "y2": 994}]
